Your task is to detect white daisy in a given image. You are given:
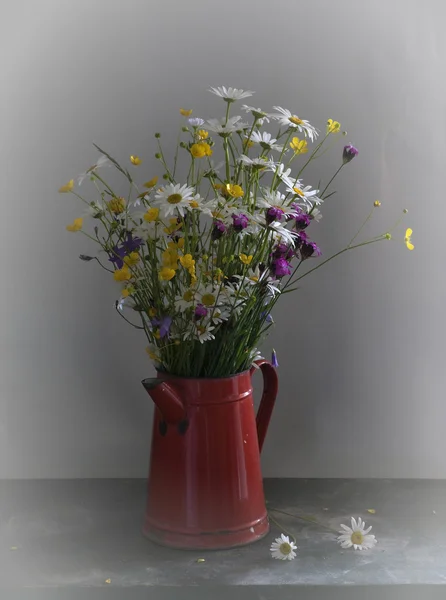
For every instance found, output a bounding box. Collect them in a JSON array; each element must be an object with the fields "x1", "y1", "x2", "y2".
[
  {"x1": 175, "y1": 289, "x2": 196, "y2": 312},
  {"x1": 257, "y1": 189, "x2": 296, "y2": 217},
  {"x1": 266, "y1": 161, "x2": 295, "y2": 189},
  {"x1": 241, "y1": 105, "x2": 274, "y2": 124},
  {"x1": 250, "y1": 348, "x2": 265, "y2": 367},
  {"x1": 208, "y1": 86, "x2": 254, "y2": 102},
  {"x1": 206, "y1": 115, "x2": 249, "y2": 135},
  {"x1": 154, "y1": 183, "x2": 197, "y2": 218},
  {"x1": 337, "y1": 517, "x2": 377, "y2": 551},
  {"x1": 210, "y1": 305, "x2": 231, "y2": 324},
  {"x1": 238, "y1": 155, "x2": 269, "y2": 169},
  {"x1": 252, "y1": 214, "x2": 298, "y2": 247},
  {"x1": 195, "y1": 284, "x2": 224, "y2": 310},
  {"x1": 285, "y1": 181, "x2": 321, "y2": 207},
  {"x1": 310, "y1": 207, "x2": 323, "y2": 222},
  {"x1": 132, "y1": 220, "x2": 160, "y2": 241},
  {"x1": 271, "y1": 106, "x2": 318, "y2": 141},
  {"x1": 83, "y1": 201, "x2": 105, "y2": 218},
  {"x1": 250, "y1": 131, "x2": 284, "y2": 153},
  {"x1": 77, "y1": 155, "x2": 111, "y2": 185},
  {"x1": 188, "y1": 117, "x2": 205, "y2": 127},
  {"x1": 270, "y1": 534, "x2": 297, "y2": 561}
]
